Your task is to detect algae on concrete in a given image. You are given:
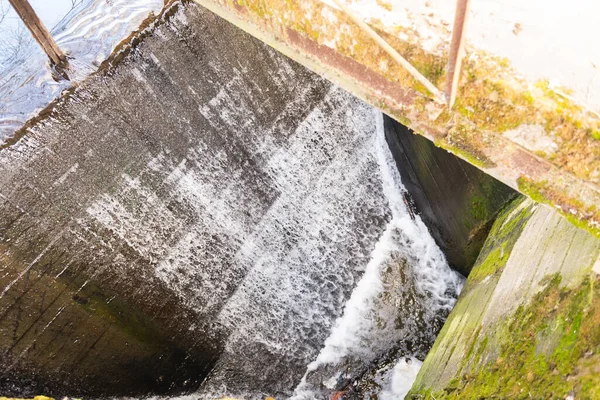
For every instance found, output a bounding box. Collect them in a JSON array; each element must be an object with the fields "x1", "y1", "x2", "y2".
[
  {"x1": 409, "y1": 197, "x2": 600, "y2": 399},
  {"x1": 464, "y1": 197, "x2": 533, "y2": 287},
  {"x1": 517, "y1": 176, "x2": 600, "y2": 237},
  {"x1": 384, "y1": 116, "x2": 517, "y2": 276}
]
